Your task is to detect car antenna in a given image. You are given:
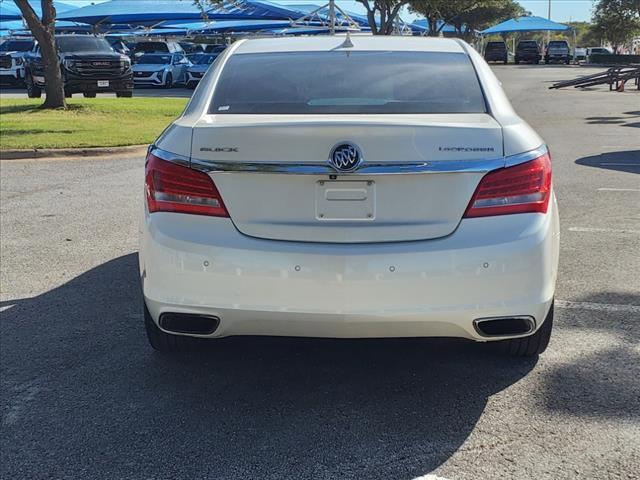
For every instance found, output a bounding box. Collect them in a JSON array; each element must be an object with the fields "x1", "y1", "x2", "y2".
[{"x1": 339, "y1": 32, "x2": 354, "y2": 49}]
